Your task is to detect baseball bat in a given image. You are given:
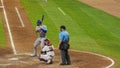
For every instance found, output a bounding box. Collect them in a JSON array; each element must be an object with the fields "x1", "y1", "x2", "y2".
[{"x1": 41, "y1": 15, "x2": 44, "y2": 23}]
